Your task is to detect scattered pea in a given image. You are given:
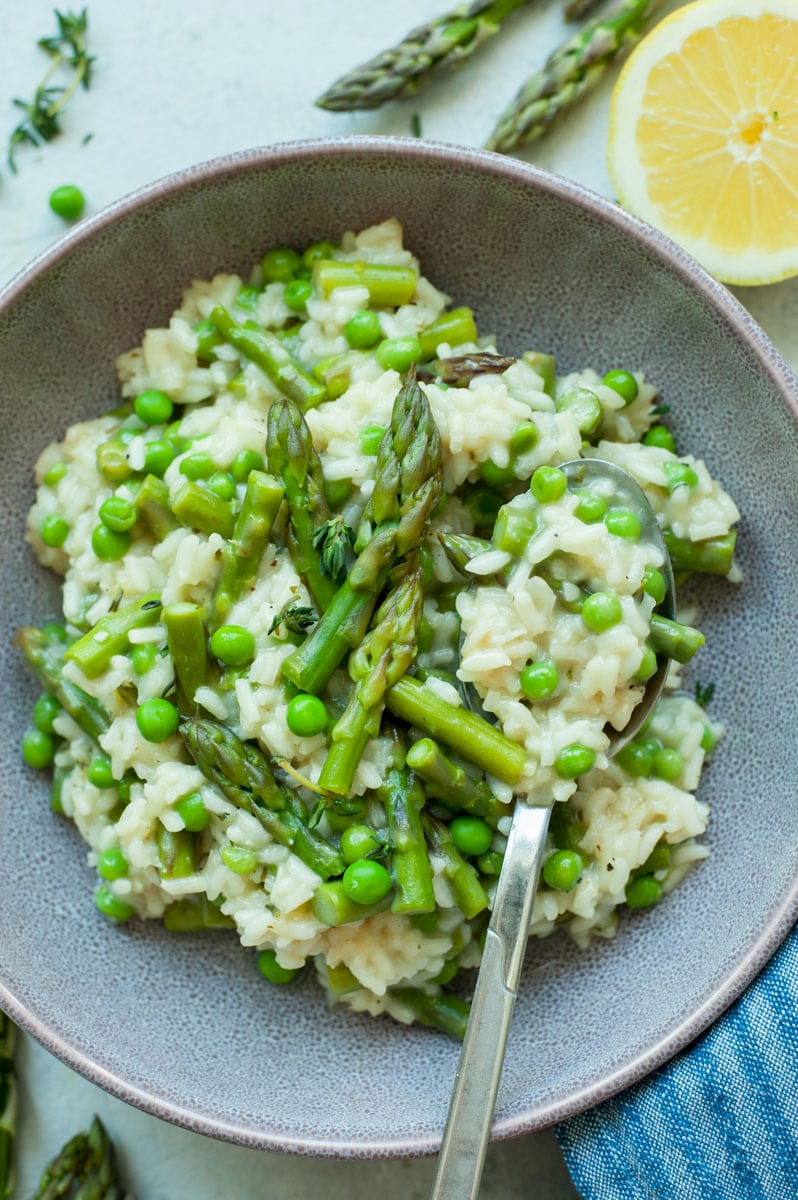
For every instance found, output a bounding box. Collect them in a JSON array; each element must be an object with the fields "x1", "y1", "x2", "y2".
[
  {"x1": 209, "y1": 624, "x2": 255, "y2": 667},
  {"x1": 605, "y1": 508, "x2": 641, "y2": 539},
  {"x1": 642, "y1": 566, "x2": 667, "y2": 605},
  {"x1": 530, "y1": 465, "x2": 567, "y2": 503},
  {"x1": 581, "y1": 591, "x2": 623, "y2": 632},
  {"x1": 261, "y1": 246, "x2": 301, "y2": 283},
  {"x1": 49, "y1": 184, "x2": 85, "y2": 220},
  {"x1": 344, "y1": 308, "x2": 382, "y2": 349},
  {"x1": 450, "y1": 816, "x2": 493, "y2": 857},
  {"x1": 97, "y1": 847, "x2": 128, "y2": 881},
  {"x1": 520, "y1": 660, "x2": 559, "y2": 700},
  {"x1": 87, "y1": 756, "x2": 115, "y2": 789},
  {"x1": 143, "y1": 439, "x2": 176, "y2": 478},
  {"x1": 98, "y1": 496, "x2": 136, "y2": 532},
  {"x1": 476, "y1": 849, "x2": 504, "y2": 876},
  {"x1": 22, "y1": 728, "x2": 55, "y2": 769},
  {"x1": 176, "y1": 790, "x2": 211, "y2": 832},
  {"x1": 301, "y1": 240, "x2": 337, "y2": 270},
  {"x1": 663, "y1": 462, "x2": 698, "y2": 492},
  {"x1": 480, "y1": 459, "x2": 516, "y2": 488},
  {"x1": 509, "y1": 422, "x2": 539, "y2": 454},
  {"x1": 375, "y1": 336, "x2": 422, "y2": 373},
  {"x1": 284, "y1": 278, "x2": 313, "y2": 312},
  {"x1": 221, "y1": 845, "x2": 258, "y2": 874},
  {"x1": 643, "y1": 425, "x2": 676, "y2": 453},
  {"x1": 230, "y1": 449, "x2": 265, "y2": 482},
  {"x1": 340, "y1": 824, "x2": 383, "y2": 865},
  {"x1": 135, "y1": 697, "x2": 179, "y2": 743},
  {"x1": 554, "y1": 743, "x2": 596, "y2": 779},
  {"x1": 180, "y1": 452, "x2": 215, "y2": 480},
  {"x1": 615, "y1": 742, "x2": 653, "y2": 778},
  {"x1": 285, "y1": 693, "x2": 328, "y2": 737},
  {"x1": 96, "y1": 441, "x2": 132, "y2": 482},
  {"x1": 701, "y1": 725, "x2": 717, "y2": 754},
  {"x1": 634, "y1": 645, "x2": 658, "y2": 683},
  {"x1": 207, "y1": 471, "x2": 237, "y2": 501},
  {"x1": 341, "y1": 859, "x2": 392, "y2": 905},
  {"x1": 360, "y1": 424, "x2": 386, "y2": 456},
  {"x1": 134, "y1": 389, "x2": 174, "y2": 425},
  {"x1": 257, "y1": 948, "x2": 301, "y2": 984},
  {"x1": 91, "y1": 524, "x2": 131, "y2": 561},
  {"x1": 194, "y1": 318, "x2": 221, "y2": 361},
  {"x1": 602, "y1": 369, "x2": 639, "y2": 405},
  {"x1": 33, "y1": 693, "x2": 61, "y2": 734},
  {"x1": 542, "y1": 848, "x2": 584, "y2": 892},
  {"x1": 652, "y1": 746, "x2": 683, "y2": 782},
  {"x1": 130, "y1": 643, "x2": 158, "y2": 675},
  {"x1": 95, "y1": 885, "x2": 134, "y2": 922},
  {"x1": 40, "y1": 513, "x2": 70, "y2": 548},
  {"x1": 625, "y1": 874, "x2": 663, "y2": 909},
  {"x1": 43, "y1": 461, "x2": 67, "y2": 486},
  {"x1": 574, "y1": 490, "x2": 608, "y2": 525}
]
